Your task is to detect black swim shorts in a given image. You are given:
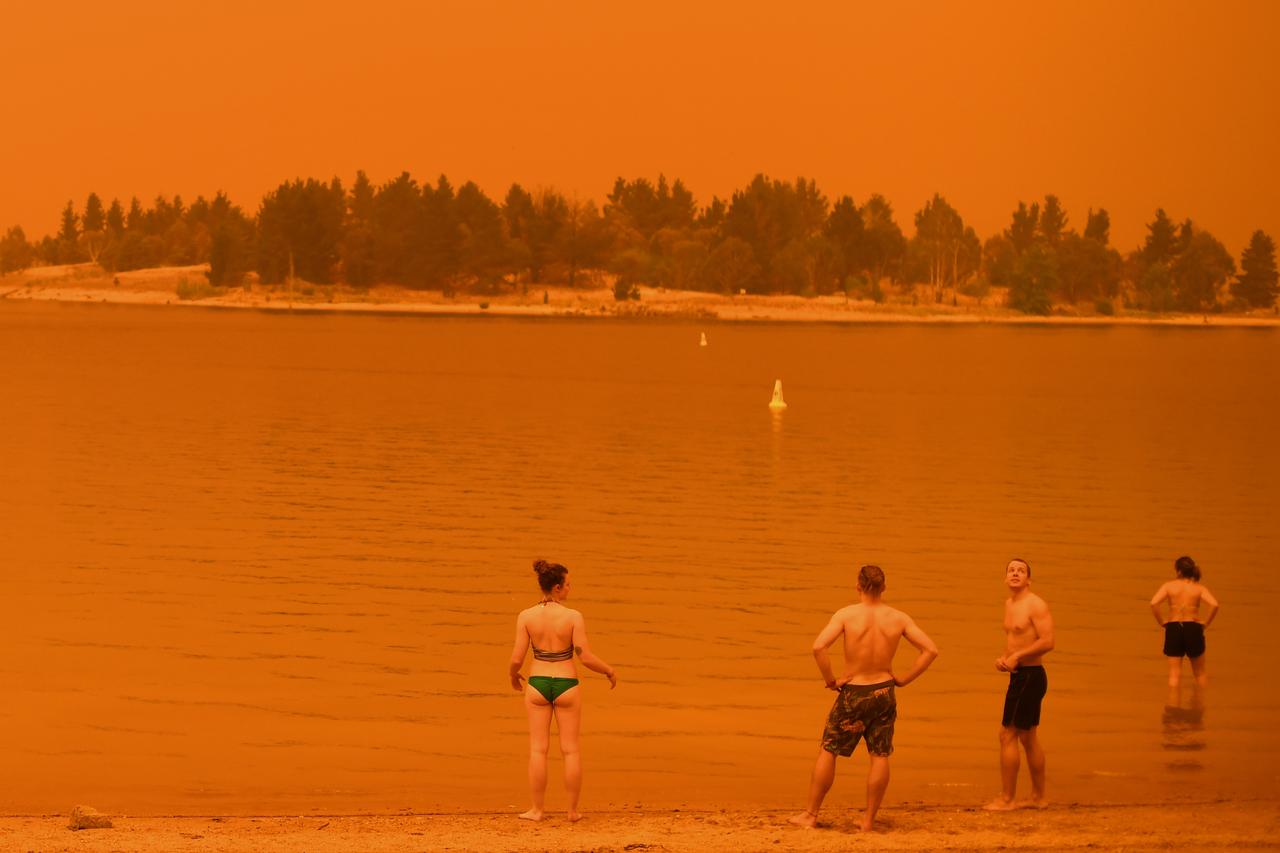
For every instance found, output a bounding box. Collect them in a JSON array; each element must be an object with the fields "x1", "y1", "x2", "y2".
[
  {"x1": 1163, "y1": 621, "x2": 1206, "y2": 659},
  {"x1": 821, "y1": 680, "x2": 896, "y2": 757},
  {"x1": 1001, "y1": 665, "x2": 1047, "y2": 730}
]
